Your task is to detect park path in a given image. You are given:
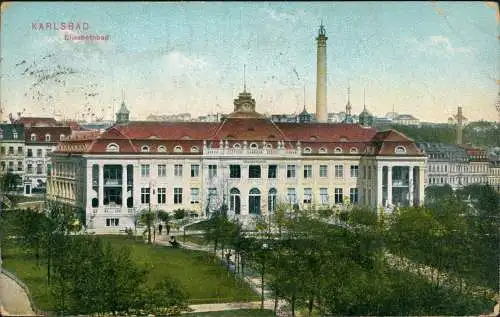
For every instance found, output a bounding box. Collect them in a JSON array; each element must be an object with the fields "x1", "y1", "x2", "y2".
[
  {"x1": 154, "y1": 235, "x2": 289, "y2": 315},
  {"x1": 0, "y1": 272, "x2": 36, "y2": 316}
]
